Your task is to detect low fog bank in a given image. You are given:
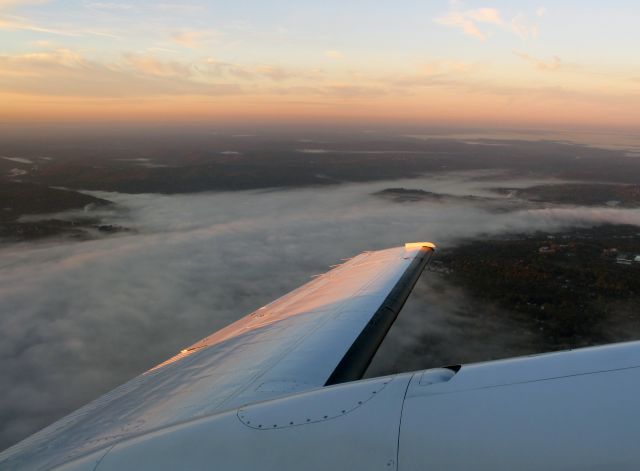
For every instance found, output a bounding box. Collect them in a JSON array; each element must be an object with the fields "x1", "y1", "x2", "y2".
[{"x1": 2, "y1": 172, "x2": 640, "y2": 450}]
